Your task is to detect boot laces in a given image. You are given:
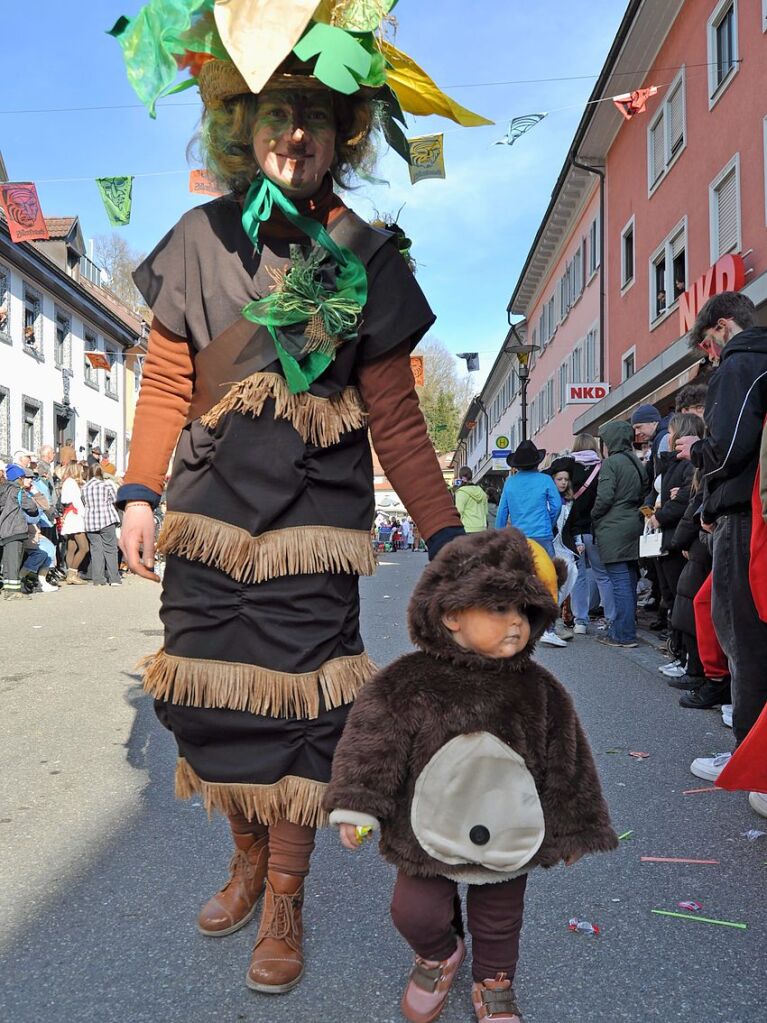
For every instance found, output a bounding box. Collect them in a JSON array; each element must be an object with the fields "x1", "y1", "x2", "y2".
[{"x1": 262, "y1": 889, "x2": 302, "y2": 950}]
